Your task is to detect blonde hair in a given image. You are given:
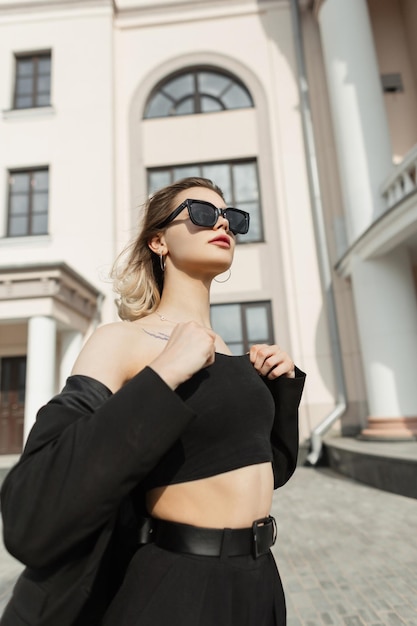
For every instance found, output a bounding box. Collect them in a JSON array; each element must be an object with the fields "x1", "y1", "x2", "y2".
[{"x1": 112, "y1": 177, "x2": 224, "y2": 321}]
